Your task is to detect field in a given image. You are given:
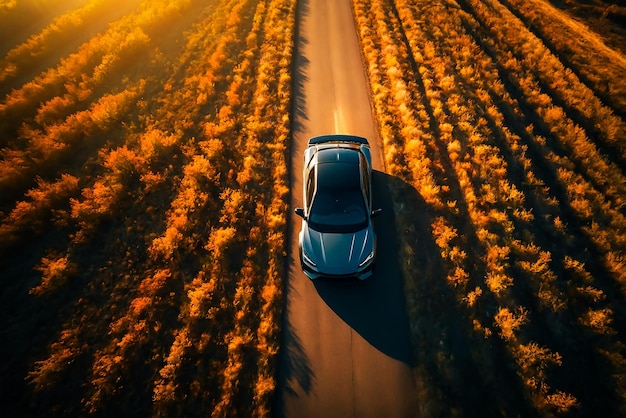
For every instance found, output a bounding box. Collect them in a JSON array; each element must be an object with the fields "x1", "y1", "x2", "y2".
[
  {"x1": 353, "y1": 0, "x2": 626, "y2": 416},
  {"x1": 0, "y1": 0, "x2": 294, "y2": 416},
  {"x1": 0, "y1": 0, "x2": 625, "y2": 417}
]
